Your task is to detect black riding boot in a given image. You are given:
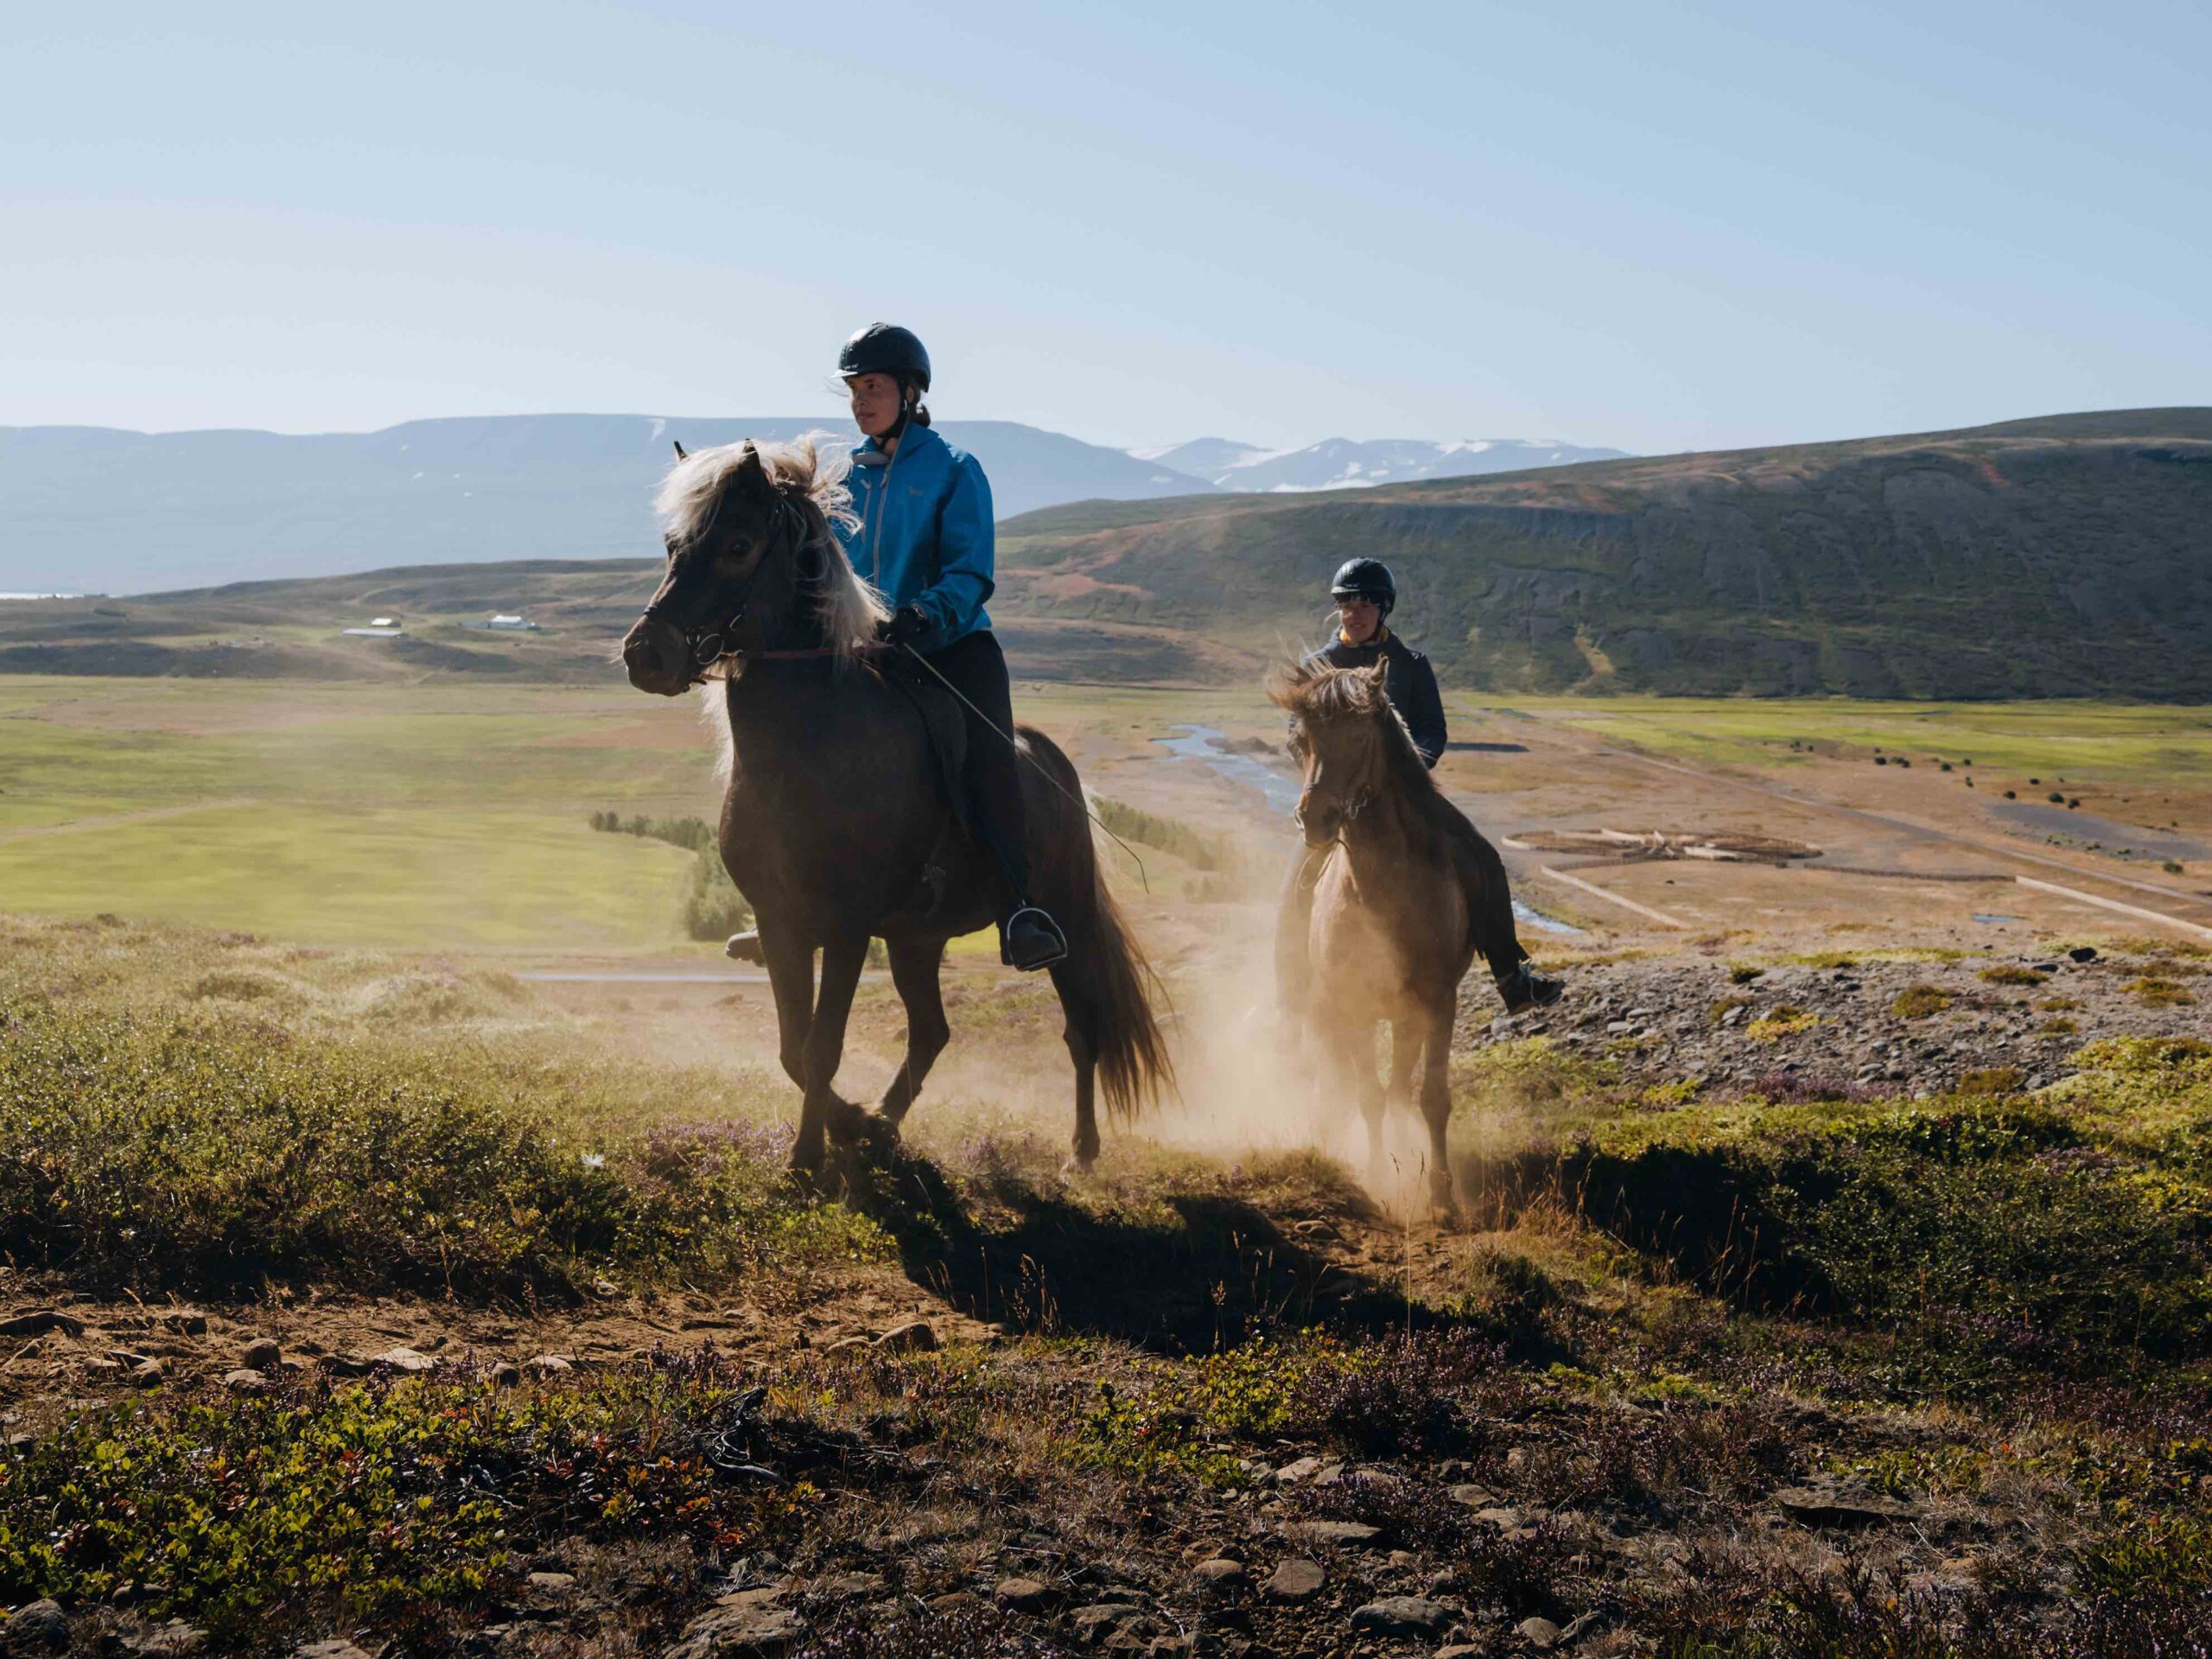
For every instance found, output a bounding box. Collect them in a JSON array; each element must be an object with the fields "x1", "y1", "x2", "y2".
[
  {"x1": 924, "y1": 632, "x2": 1067, "y2": 972},
  {"x1": 1440, "y1": 811, "x2": 1565, "y2": 1012}
]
